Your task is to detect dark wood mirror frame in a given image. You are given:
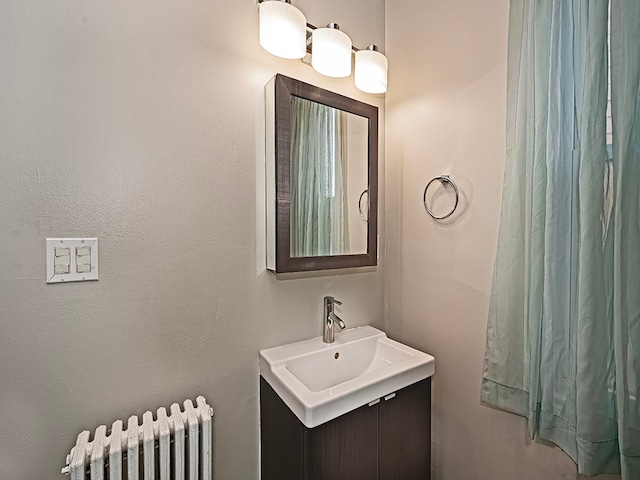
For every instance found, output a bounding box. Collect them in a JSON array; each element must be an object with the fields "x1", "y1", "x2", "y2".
[{"x1": 266, "y1": 74, "x2": 379, "y2": 273}]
